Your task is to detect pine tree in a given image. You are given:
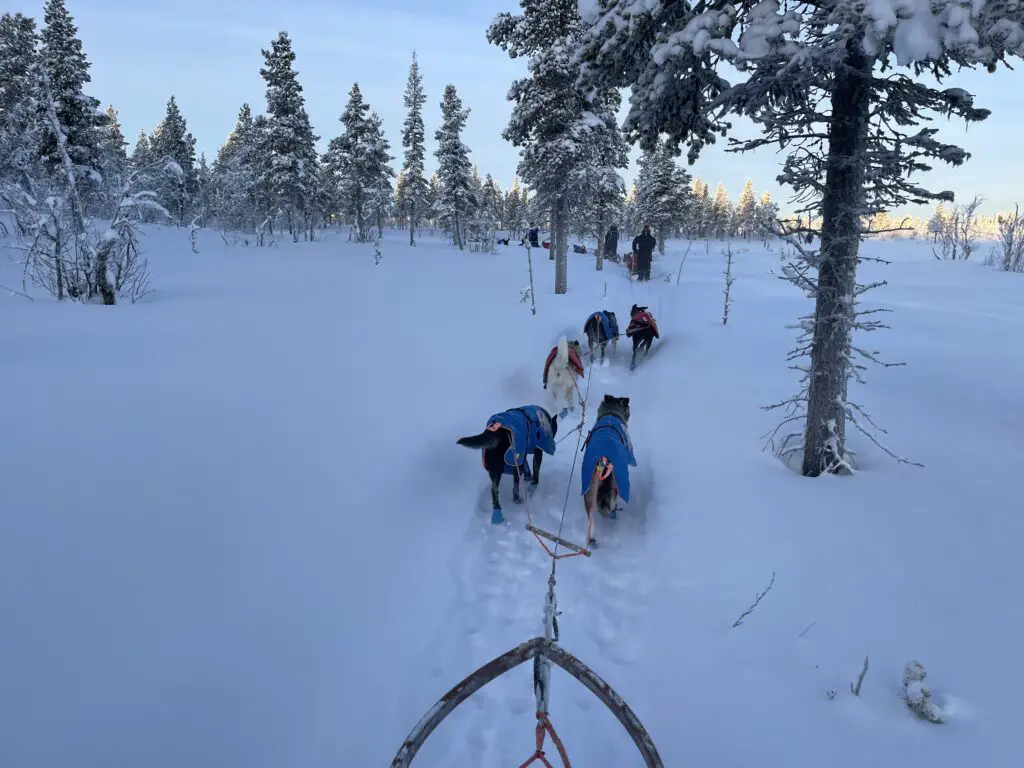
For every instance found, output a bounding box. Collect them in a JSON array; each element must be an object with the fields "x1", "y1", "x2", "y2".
[
  {"x1": 579, "y1": 0, "x2": 1021, "y2": 475},
  {"x1": 210, "y1": 104, "x2": 258, "y2": 232},
  {"x1": 710, "y1": 182, "x2": 732, "y2": 239},
  {"x1": 634, "y1": 142, "x2": 690, "y2": 253},
  {"x1": 365, "y1": 111, "x2": 395, "y2": 239},
  {"x1": 259, "y1": 31, "x2": 320, "y2": 241},
  {"x1": 149, "y1": 95, "x2": 198, "y2": 225},
  {"x1": 689, "y1": 178, "x2": 712, "y2": 239},
  {"x1": 130, "y1": 129, "x2": 151, "y2": 169},
  {"x1": 735, "y1": 180, "x2": 758, "y2": 239},
  {"x1": 488, "y1": 0, "x2": 598, "y2": 293},
  {"x1": 401, "y1": 51, "x2": 429, "y2": 246},
  {"x1": 0, "y1": 12, "x2": 40, "y2": 185},
  {"x1": 37, "y1": 0, "x2": 105, "y2": 199},
  {"x1": 324, "y1": 83, "x2": 393, "y2": 242},
  {"x1": 433, "y1": 84, "x2": 475, "y2": 249}
]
